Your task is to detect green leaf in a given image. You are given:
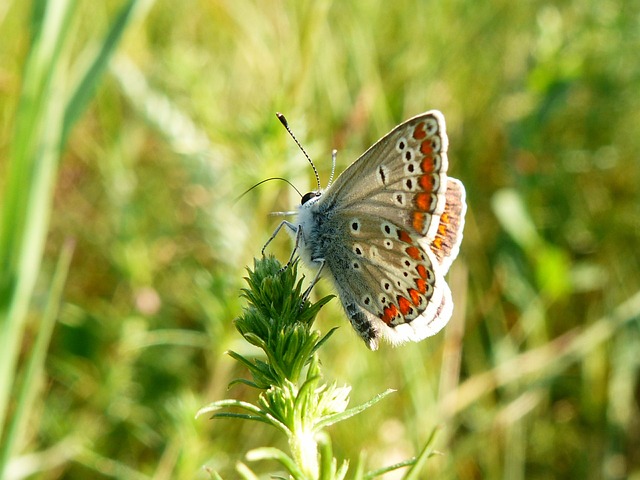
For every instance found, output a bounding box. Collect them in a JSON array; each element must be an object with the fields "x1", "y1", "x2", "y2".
[
  {"x1": 196, "y1": 399, "x2": 263, "y2": 418},
  {"x1": 401, "y1": 428, "x2": 440, "y2": 480},
  {"x1": 310, "y1": 327, "x2": 340, "y2": 357},
  {"x1": 0, "y1": 239, "x2": 75, "y2": 467},
  {"x1": 245, "y1": 448, "x2": 307, "y2": 480},
  {"x1": 315, "y1": 389, "x2": 396, "y2": 430},
  {"x1": 364, "y1": 458, "x2": 416, "y2": 479},
  {"x1": 228, "y1": 378, "x2": 261, "y2": 390},
  {"x1": 209, "y1": 413, "x2": 272, "y2": 425},
  {"x1": 62, "y1": 0, "x2": 146, "y2": 145}
]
